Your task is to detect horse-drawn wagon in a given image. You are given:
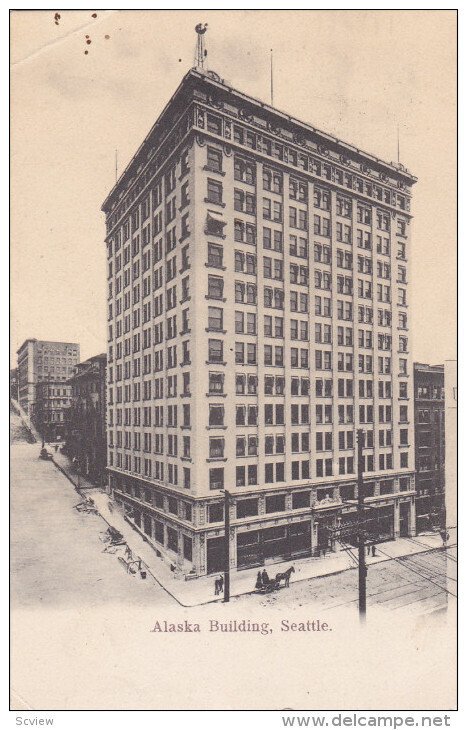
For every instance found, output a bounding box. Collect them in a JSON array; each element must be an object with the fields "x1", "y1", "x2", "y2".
[{"x1": 255, "y1": 565, "x2": 295, "y2": 594}]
